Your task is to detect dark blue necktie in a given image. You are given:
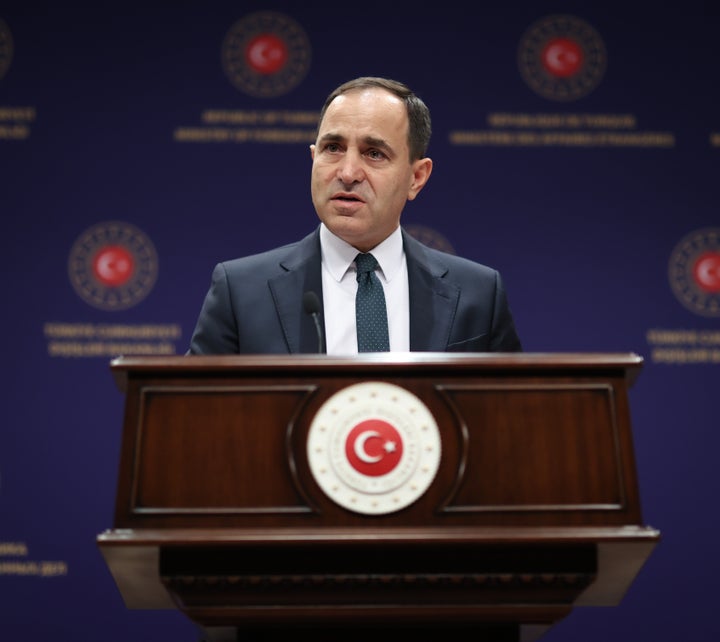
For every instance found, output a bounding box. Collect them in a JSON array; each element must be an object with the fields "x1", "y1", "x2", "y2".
[{"x1": 355, "y1": 253, "x2": 390, "y2": 352}]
